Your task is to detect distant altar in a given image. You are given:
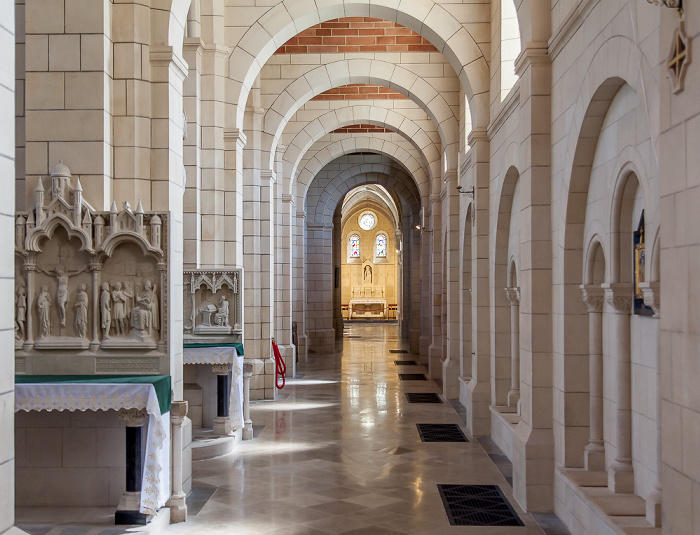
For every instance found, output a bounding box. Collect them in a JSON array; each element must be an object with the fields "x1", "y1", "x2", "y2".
[{"x1": 348, "y1": 285, "x2": 386, "y2": 319}]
